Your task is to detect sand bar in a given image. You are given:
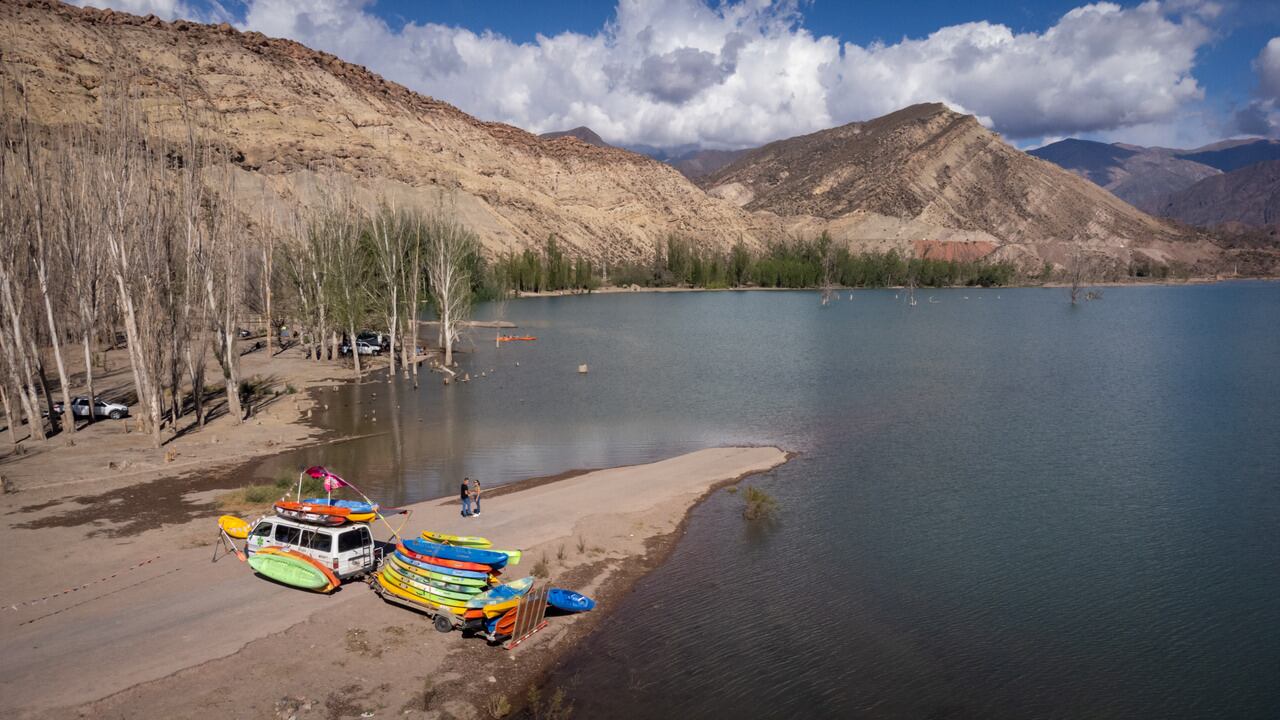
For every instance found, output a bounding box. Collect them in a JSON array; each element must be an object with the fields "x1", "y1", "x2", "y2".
[{"x1": 0, "y1": 446, "x2": 787, "y2": 717}]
